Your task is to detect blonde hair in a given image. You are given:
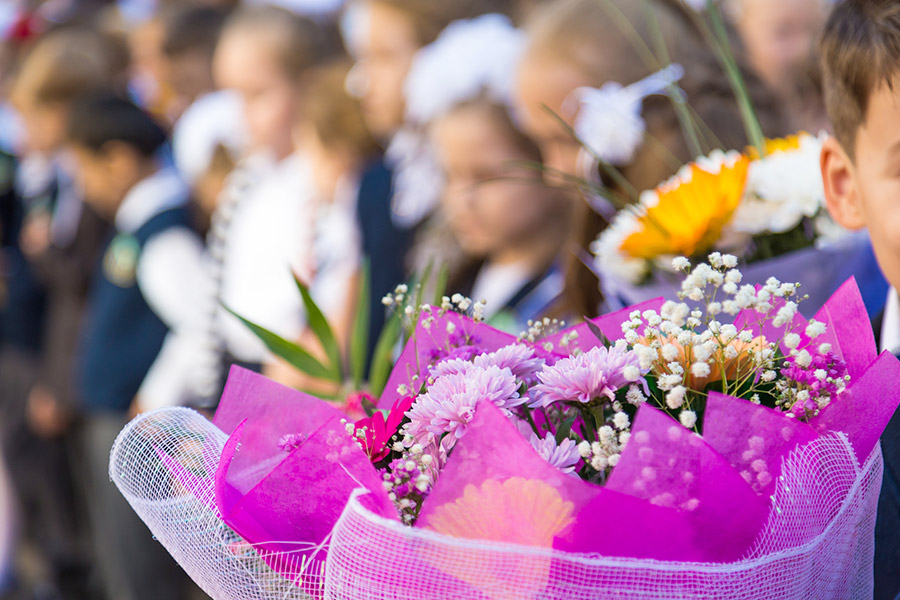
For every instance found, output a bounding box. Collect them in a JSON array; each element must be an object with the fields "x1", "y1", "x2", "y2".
[
  {"x1": 11, "y1": 27, "x2": 128, "y2": 107},
  {"x1": 300, "y1": 60, "x2": 378, "y2": 160},
  {"x1": 220, "y1": 6, "x2": 331, "y2": 82},
  {"x1": 368, "y1": 0, "x2": 516, "y2": 46}
]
